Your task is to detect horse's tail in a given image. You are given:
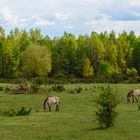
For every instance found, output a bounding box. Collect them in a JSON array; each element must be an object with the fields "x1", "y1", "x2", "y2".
[
  {"x1": 58, "y1": 98, "x2": 60, "y2": 105},
  {"x1": 43, "y1": 97, "x2": 48, "y2": 110},
  {"x1": 56, "y1": 96, "x2": 60, "y2": 105}
]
